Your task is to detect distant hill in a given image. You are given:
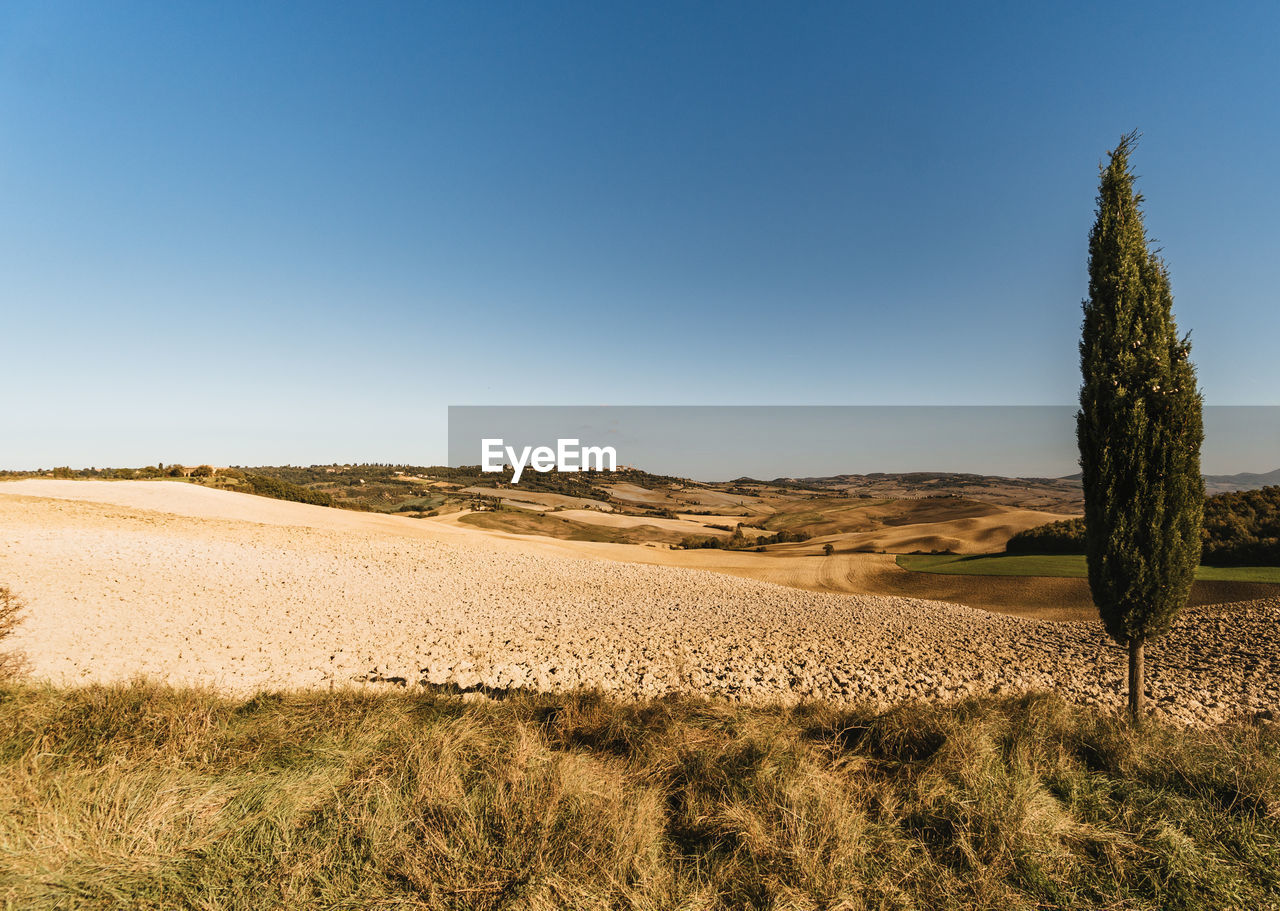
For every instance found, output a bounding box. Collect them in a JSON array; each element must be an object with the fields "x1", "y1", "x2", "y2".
[
  {"x1": 762, "y1": 468, "x2": 1280, "y2": 507},
  {"x1": 757, "y1": 472, "x2": 1086, "y2": 511},
  {"x1": 1204, "y1": 469, "x2": 1280, "y2": 494},
  {"x1": 1062, "y1": 469, "x2": 1280, "y2": 494},
  {"x1": 9, "y1": 463, "x2": 1276, "y2": 514}
]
